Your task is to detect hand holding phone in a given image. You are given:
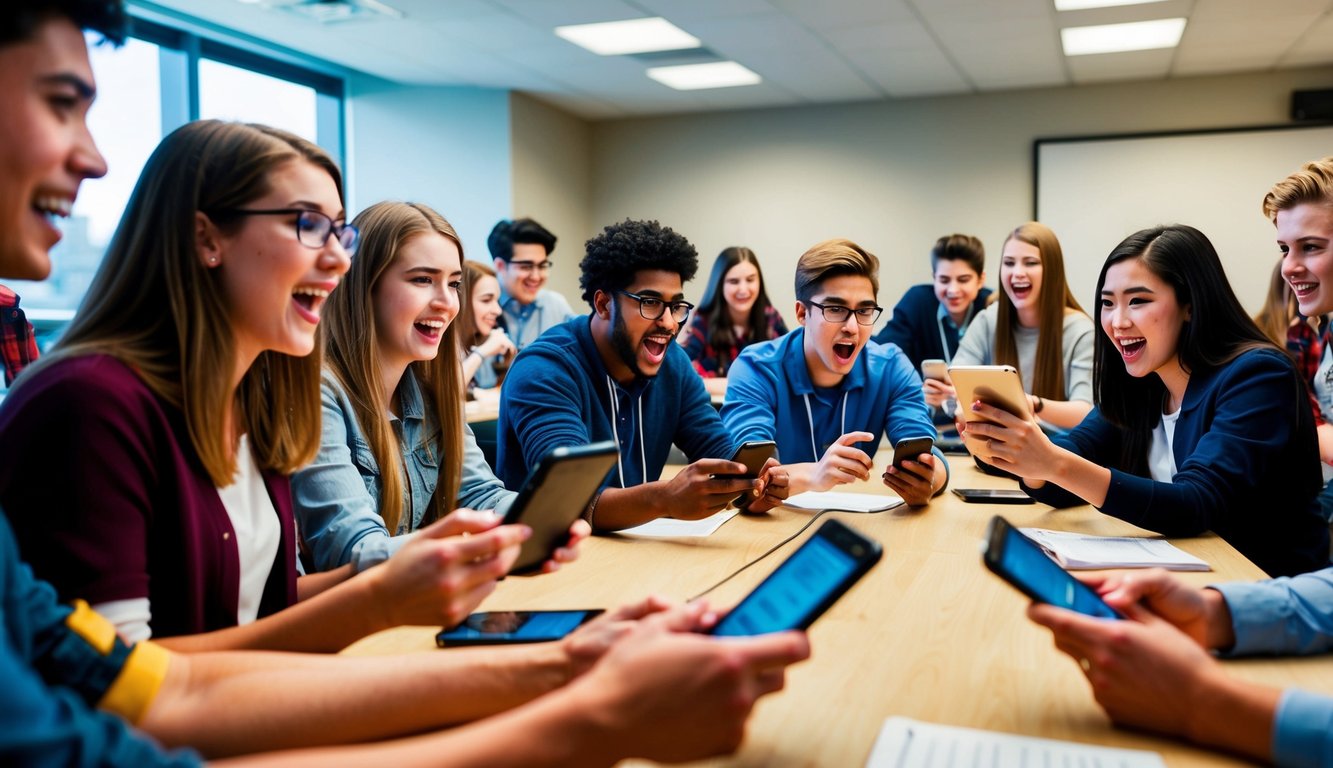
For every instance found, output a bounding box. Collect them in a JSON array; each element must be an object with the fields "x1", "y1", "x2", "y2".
[
  {"x1": 982, "y1": 516, "x2": 1120, "y2": 619},
  {"x1": 502, "y1": 442, "x2": 617, "y2": 572},
  {"x1": 709, "y1": 519, "x2": 881, "y2": 636},
  {"x1": 921, "y1": 359, "x2": 949, "y2": 383},
  {"x1": 715, "y1": 440, "x2": 777, "y2": 480},
  {"x1": 890, "y1": 436, "x2": 934, "y2": 474}
]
